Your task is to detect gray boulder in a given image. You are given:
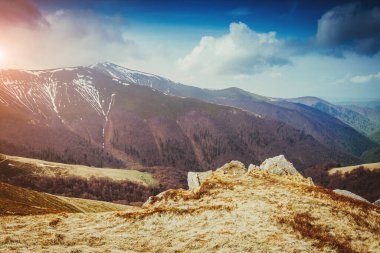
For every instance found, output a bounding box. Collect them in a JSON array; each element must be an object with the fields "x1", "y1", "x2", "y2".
[
  {"x1": 248, "y1": 164, "x2": 260, "y2": 172},
  {"x1": 187, "y1": 170, "x2": 213, "y2": 190},
  {"x1": 333, "y1": 189, "x2": 369, "y2": 203},
  {"x1": 373, "y1": 199, "x2": 380, "y2": 206},
  {"x1": 259, "y1": 155, "x2": 299, "y2": 175},
  {"x1": 307, "y1": 177, "x2": 314, "y2": 186}
]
